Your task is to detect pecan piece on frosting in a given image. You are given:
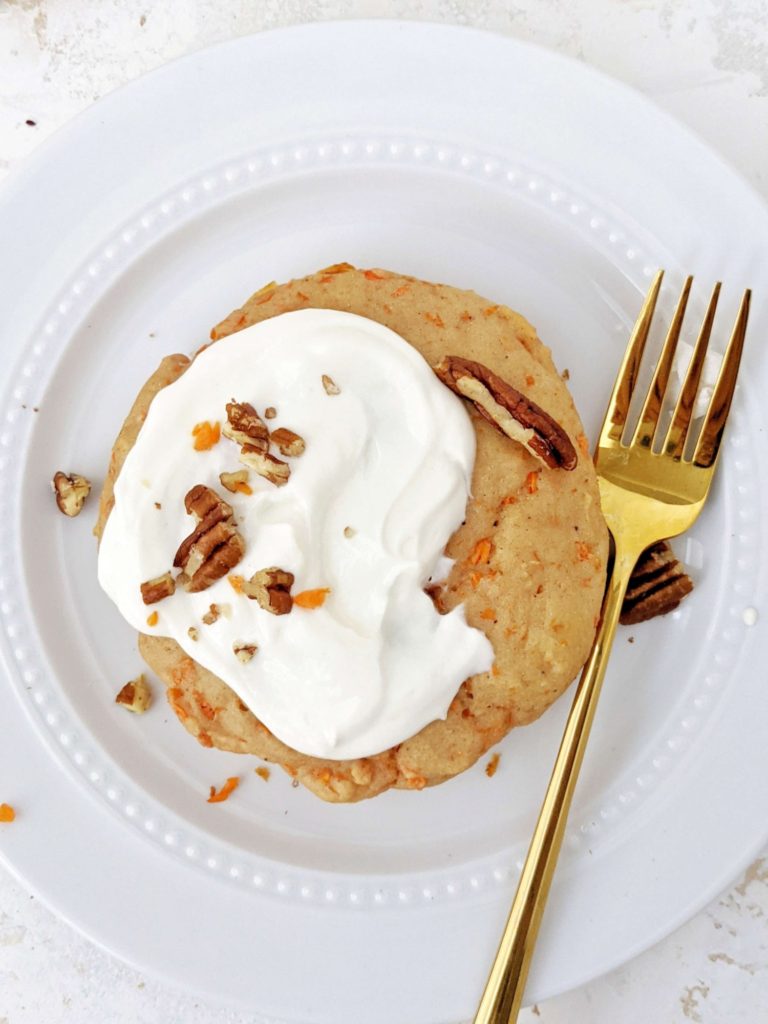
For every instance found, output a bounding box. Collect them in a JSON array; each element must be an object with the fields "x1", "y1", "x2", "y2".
[
  {"x1": 52, "y1": 471, "x2": 91, "y2": 517},
  {"x1": 239, "y1": 446, "x2": 291, "y2": 486},
  {"x1": 173, "y1": 484, "x2": 245, "y2": 593},
  {"x1": 270, "y1": 427, "x2": 306, "y2": 458},
  {"x1": 434, "y1": 356, "x2": 578, "y2": 471},
  {"x1": 620, "y1": 541, "x2": 693, "y2": 625},
  {"x1": 242, "y1": 567, "x2": 295, "y2": 615},
  {"x1": 140, "y1": 571, "x2": 176, "y2": 605},
  {"x1": 223, "y1": 400, "x2": 269, "y2": 452}
]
